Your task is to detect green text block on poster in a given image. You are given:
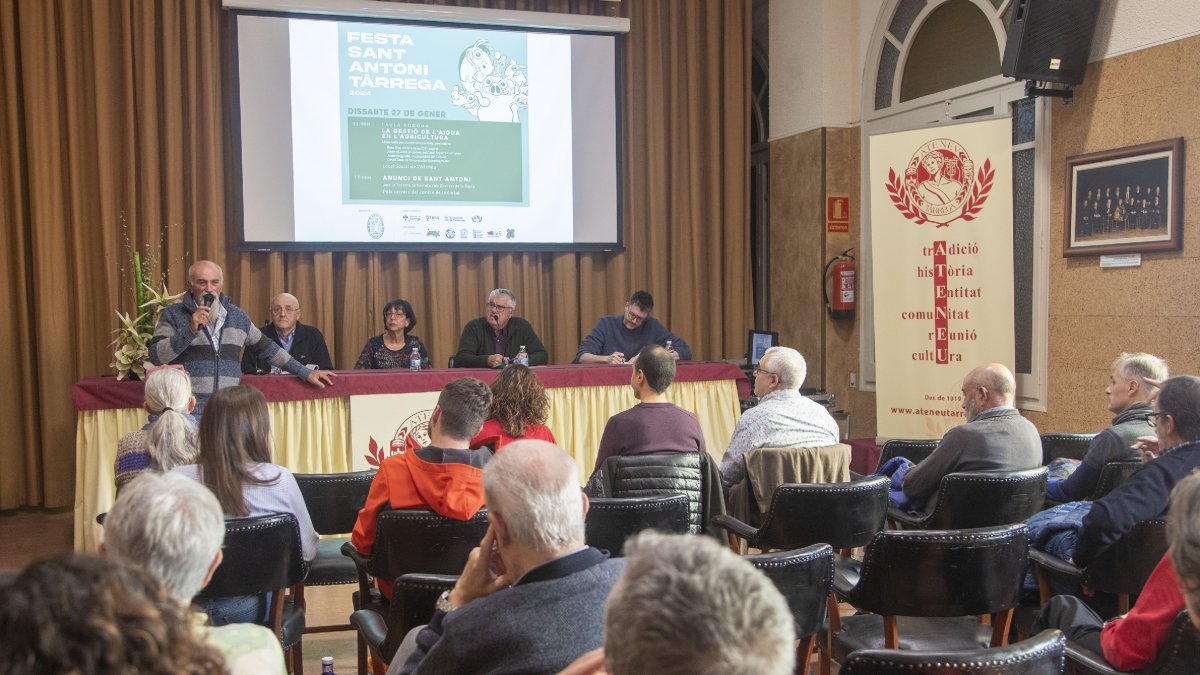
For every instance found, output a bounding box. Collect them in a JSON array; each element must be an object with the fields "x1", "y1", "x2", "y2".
[{"x1": 346, "y1": 117, "x2": 524, "y2": 203}]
